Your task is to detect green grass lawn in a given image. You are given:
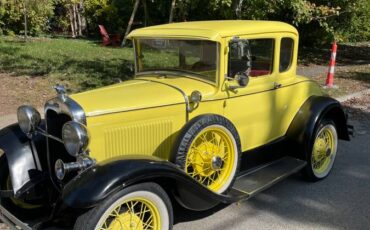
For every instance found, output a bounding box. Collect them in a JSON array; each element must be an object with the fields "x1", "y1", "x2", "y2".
[
  {"x1": 0, "y1": 36, "x2": 368, "y2": 96},
  {"x1": 0, "y1": 36, "x2": 134, "y2": 92}
]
